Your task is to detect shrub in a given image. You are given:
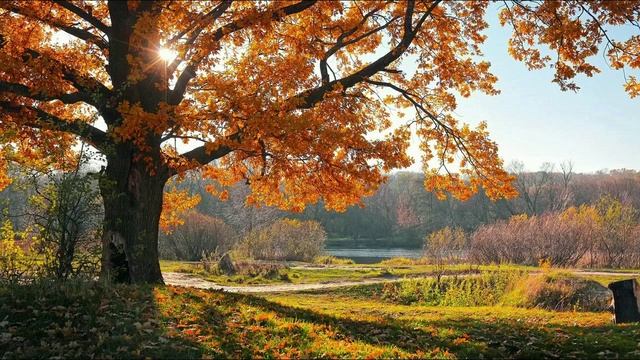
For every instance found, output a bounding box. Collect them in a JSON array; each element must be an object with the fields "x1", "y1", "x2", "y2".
[
  {"x1": 470, "y1": 196, "x2": 640, "y2": 269},
  {"x1": 0, "y1": 174, "x2": 102, "y2": 283},
  {"x1": 378, "y1": 257, "x2": 419, "y2": 266},
  {"x1": 232, "y1": 260, "x2": 287, "y2": 279},
  {"x1": 0, "y1": 221, "x2": 41, "y2": 284},
  {"x1": 504, "y1": 273, "x2": 612, "y2": 312},
  {"x1": 381, "y1": 271, "x2": 526, "y2": 306},
  {"x1": 0, "y1": 150, "x2": 104, "y2": 282},
  {"x1": 424, "y1": 227, "x2": 466, "y2": 262},
  {"x1": 21, "y1": 162, "x2": 102, "y2": 280},
  {"x1": 593, "y1": 195, "x2": 640, "y2": 268},
  {"x1": 197, "y1": 250, "x2": 289, "y2": 279},
  {"x1": 159, "y1": 212, "x2": 236, "y2": 261},
  {"x1": 313, "y1": 255, "x2": 355, "y2": 265},
  {"x1": 470, "y1": 210, "x2": 594, "y2": 267},
  {"x1": 424, "y1": 227, "x2": 466, "y2": 279},
  {"x1": 235, "y1": 219, "x2": 326, "y2": 262},
  {"x1": 200, "y1": 250, "x2": 223, "y2": 273}
]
